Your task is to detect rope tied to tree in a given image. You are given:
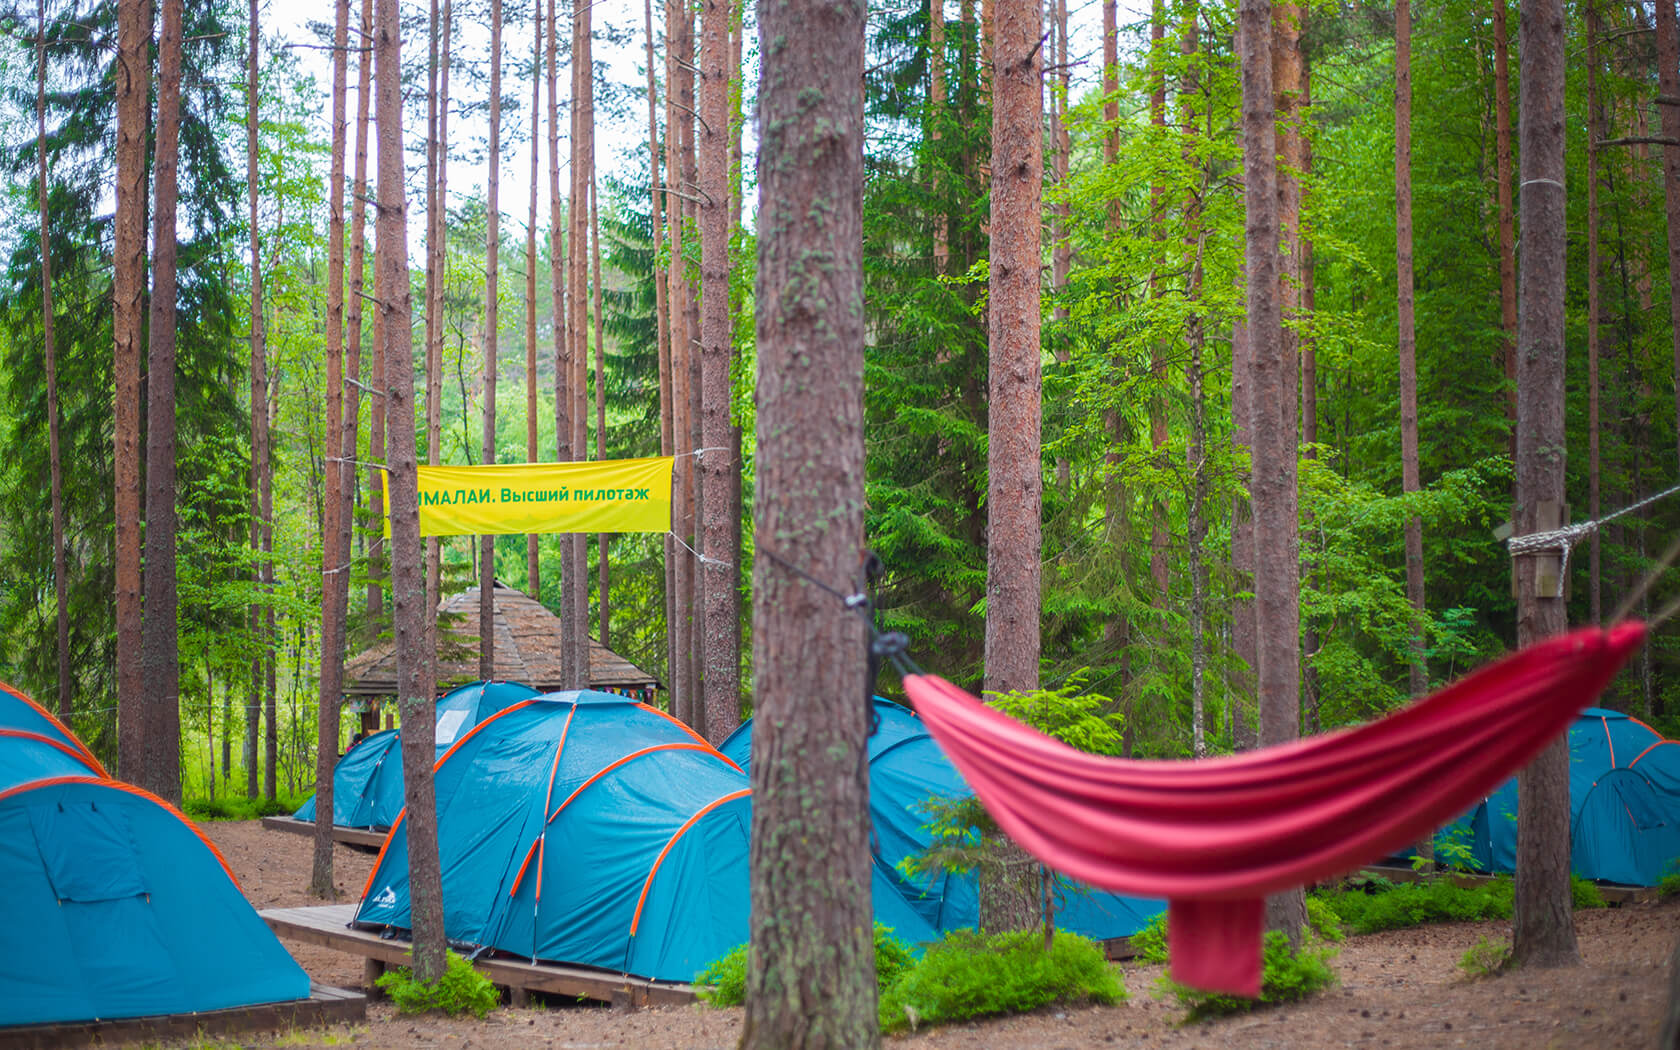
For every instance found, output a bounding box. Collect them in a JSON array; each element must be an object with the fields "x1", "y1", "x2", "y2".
[{"x1": 1506, "y1": 480, "x2": 1680, "y2": 598}]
